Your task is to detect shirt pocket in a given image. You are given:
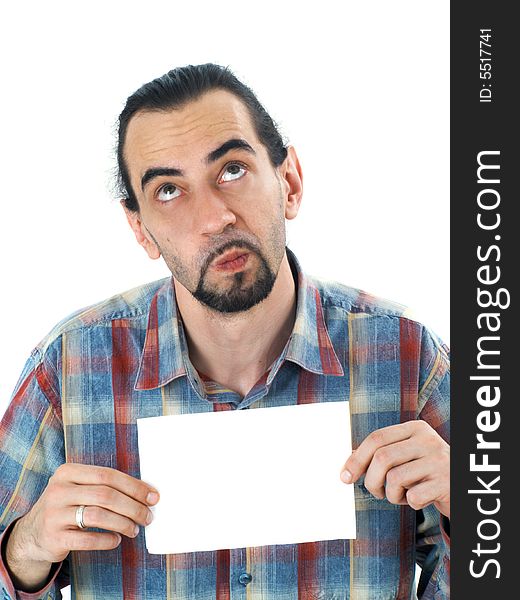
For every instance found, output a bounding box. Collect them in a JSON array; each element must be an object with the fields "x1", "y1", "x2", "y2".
[{"x1": 354, "y1": 478, "x2": 391, "y2": 506}]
